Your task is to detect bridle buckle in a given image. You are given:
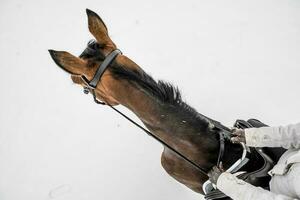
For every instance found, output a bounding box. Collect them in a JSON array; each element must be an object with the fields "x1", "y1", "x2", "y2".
[{"x1": 83, "y1": 87, "x2": 90, "y2": 94}]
